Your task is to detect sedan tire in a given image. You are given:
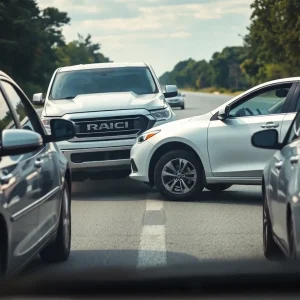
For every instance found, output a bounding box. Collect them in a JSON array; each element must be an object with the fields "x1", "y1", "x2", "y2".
[
  {"x1": 154, "y1": 150, "x2": 204, "y2": 201},
  {"x1": 40, "y1": 182, "x2": 71, "y2": 263},
  {"x1": 263, "y1": 193, "x2": 284, "y2": 261}
]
